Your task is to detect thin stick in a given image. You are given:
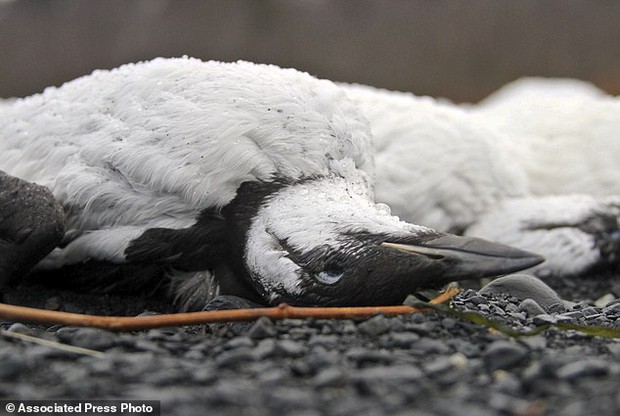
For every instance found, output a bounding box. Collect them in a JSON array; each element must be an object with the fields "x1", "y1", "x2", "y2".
[
  {"x1": 0, "y1": 288, "x2": 459, "y2": 331},
  {"x1": 1, "y1": 329, "x2": 105, "y2": 358}
]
